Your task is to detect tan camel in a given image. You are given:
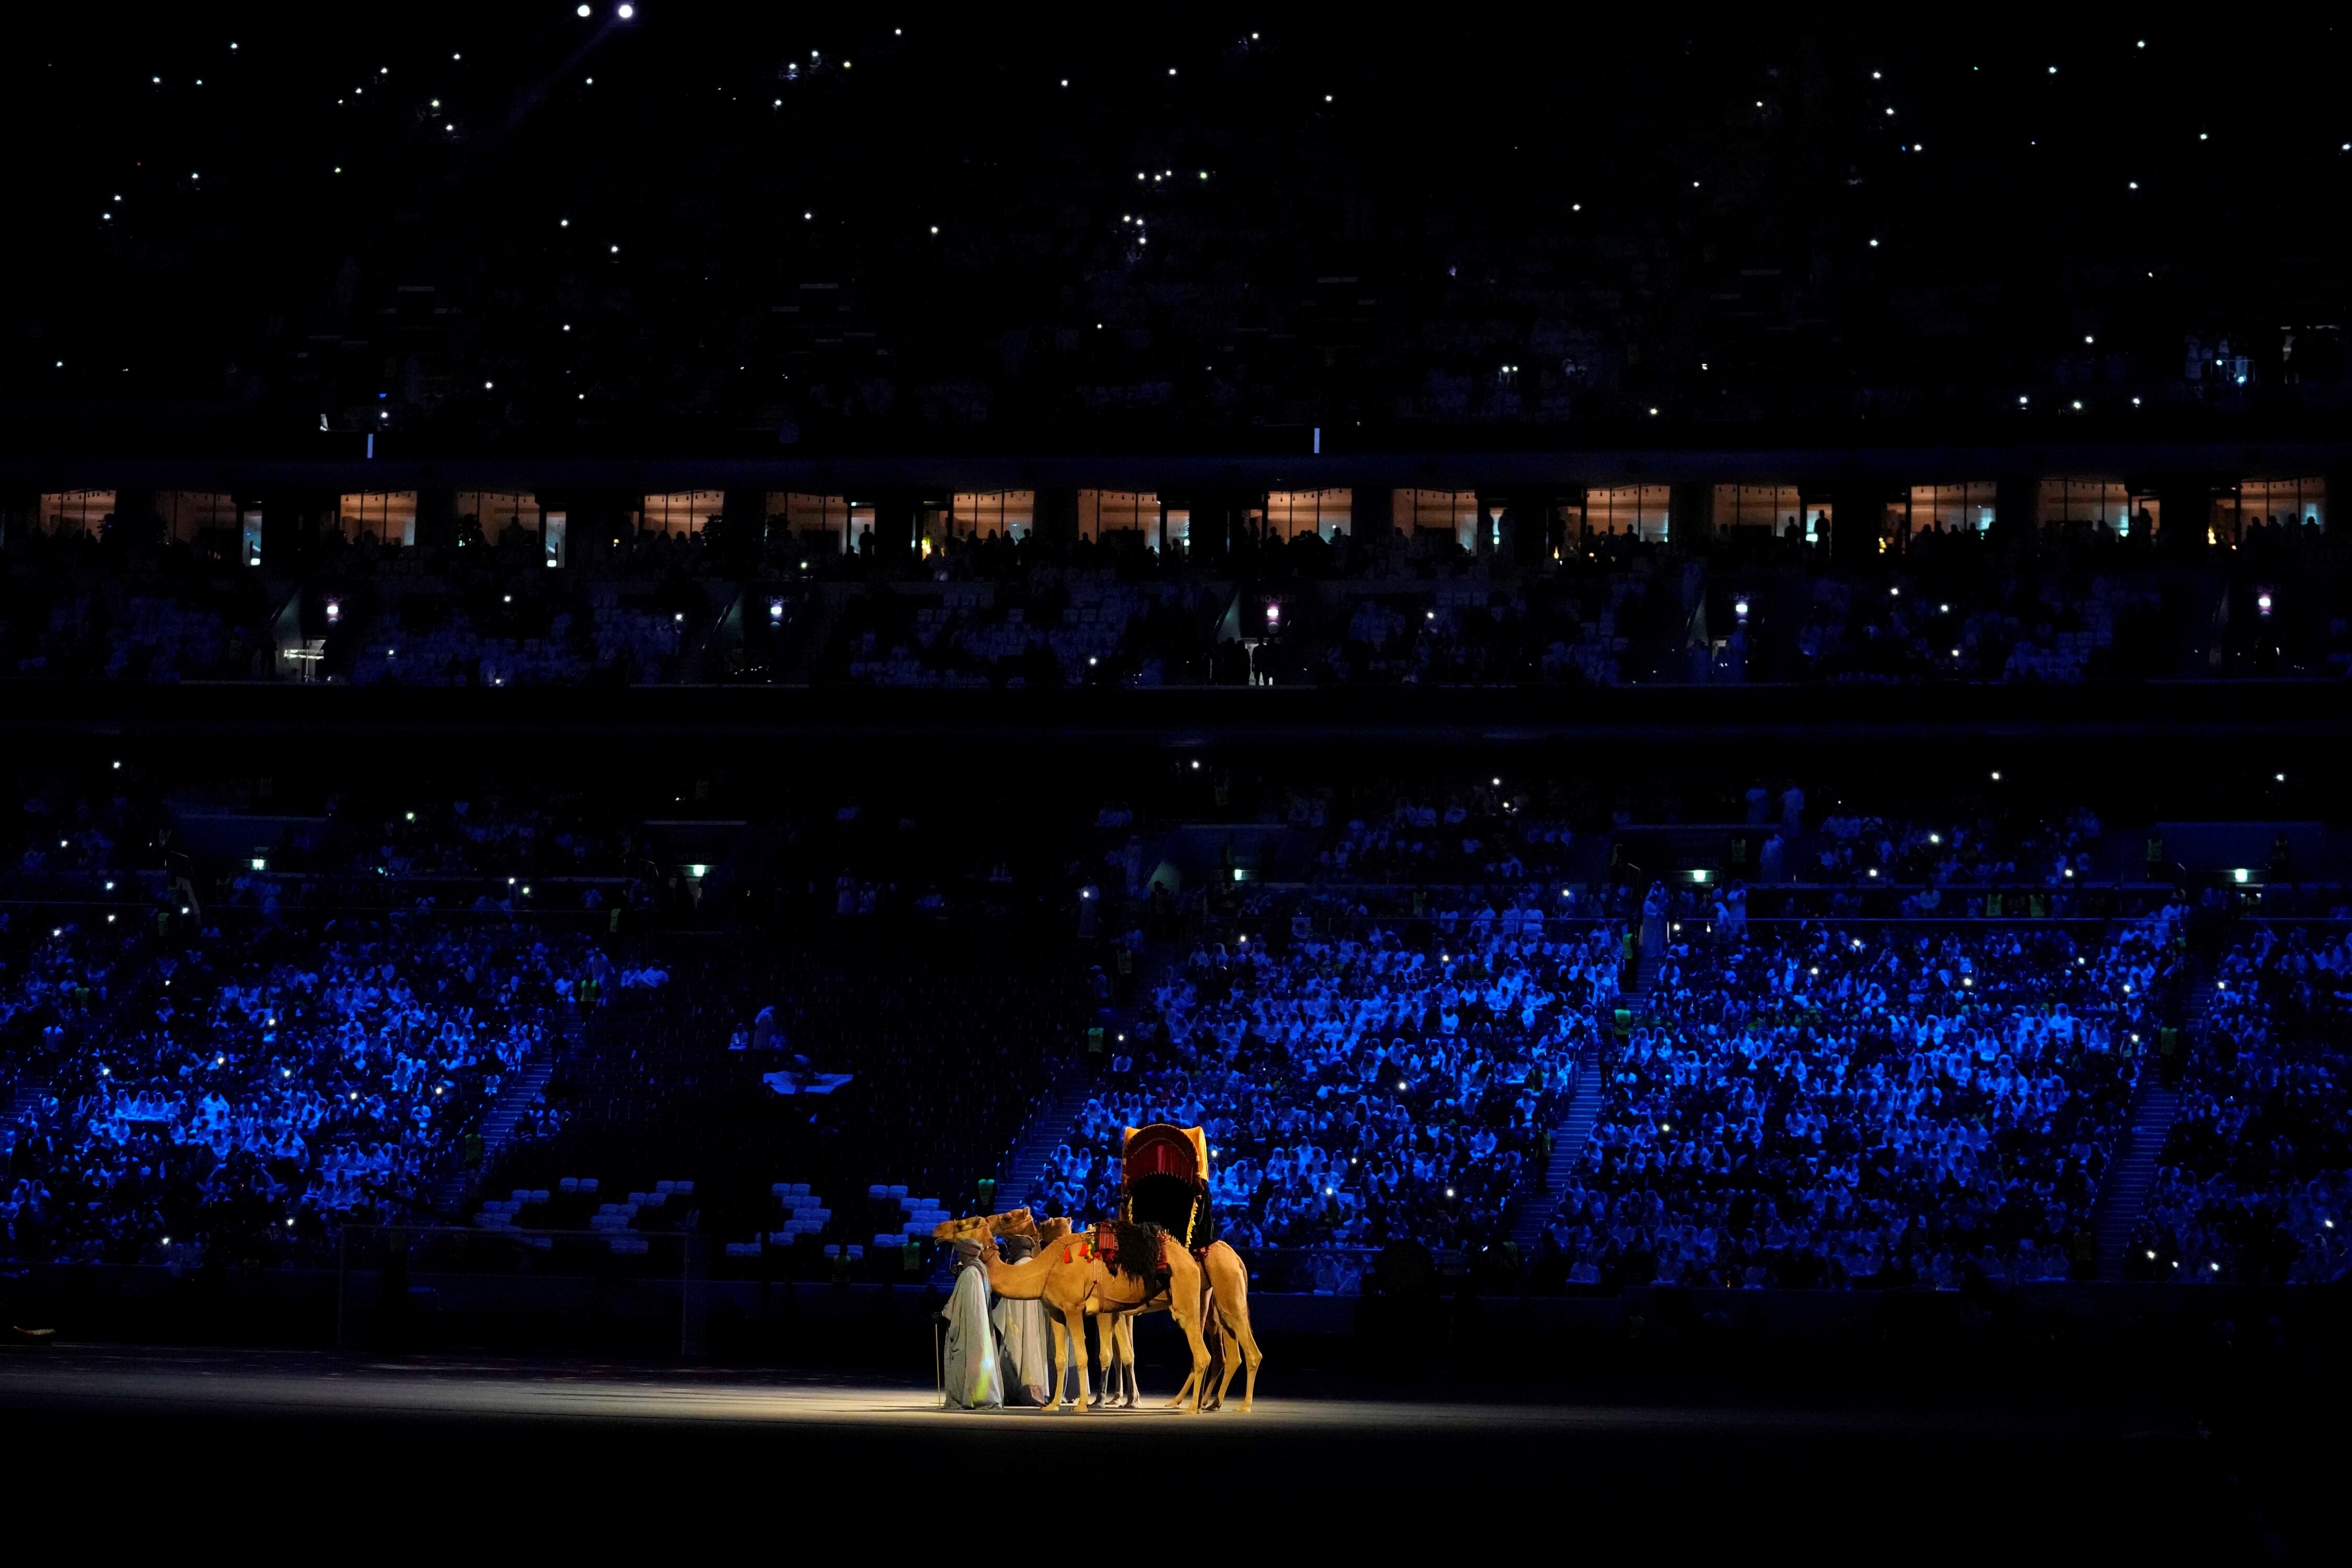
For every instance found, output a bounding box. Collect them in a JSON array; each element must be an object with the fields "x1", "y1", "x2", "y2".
[
  {"x1": 987, "y1": 1211, "x2": 1120, "y2": 1405},
  {"x1": 966, "y1": 1210, "x2": 1262, "y2": 1412},
  {"x1": 1096, "y1": 1239, "x2": 1262, "y2": 1413},
  {"x1": 934, "y1": 1212, "x2": 1215, "y2": 1412}
]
